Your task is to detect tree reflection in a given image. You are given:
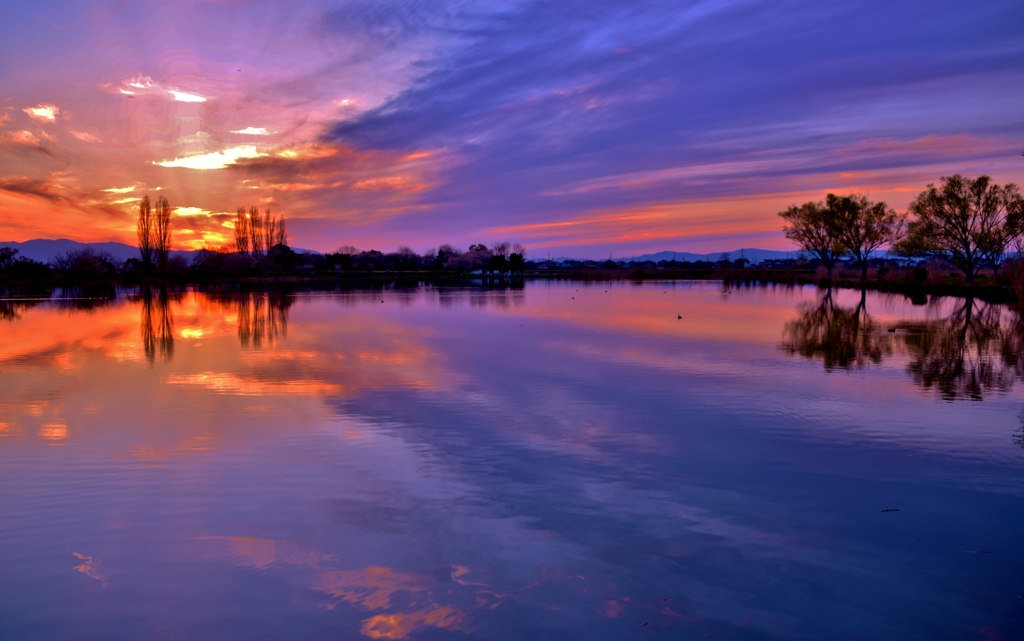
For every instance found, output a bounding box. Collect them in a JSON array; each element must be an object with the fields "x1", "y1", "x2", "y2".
[
  {"x1": 235, "y1": 291, "x2": 290, "y2": 349},
  {"x1": 900, "y1": 298, "x2": 1021, "y2": 401},
  {"x1": 0, "y1": 297, "x2": 46, "y2": 321},
  {"x1": 782, "y1": 290, "x2": 1024, "y2": 400},
  {"x1": 781, "y1": 289, "x2": 893, "y2": 371},
  {"x1": 140, "y1": 287, "x2": 174, "y2": 363}
]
